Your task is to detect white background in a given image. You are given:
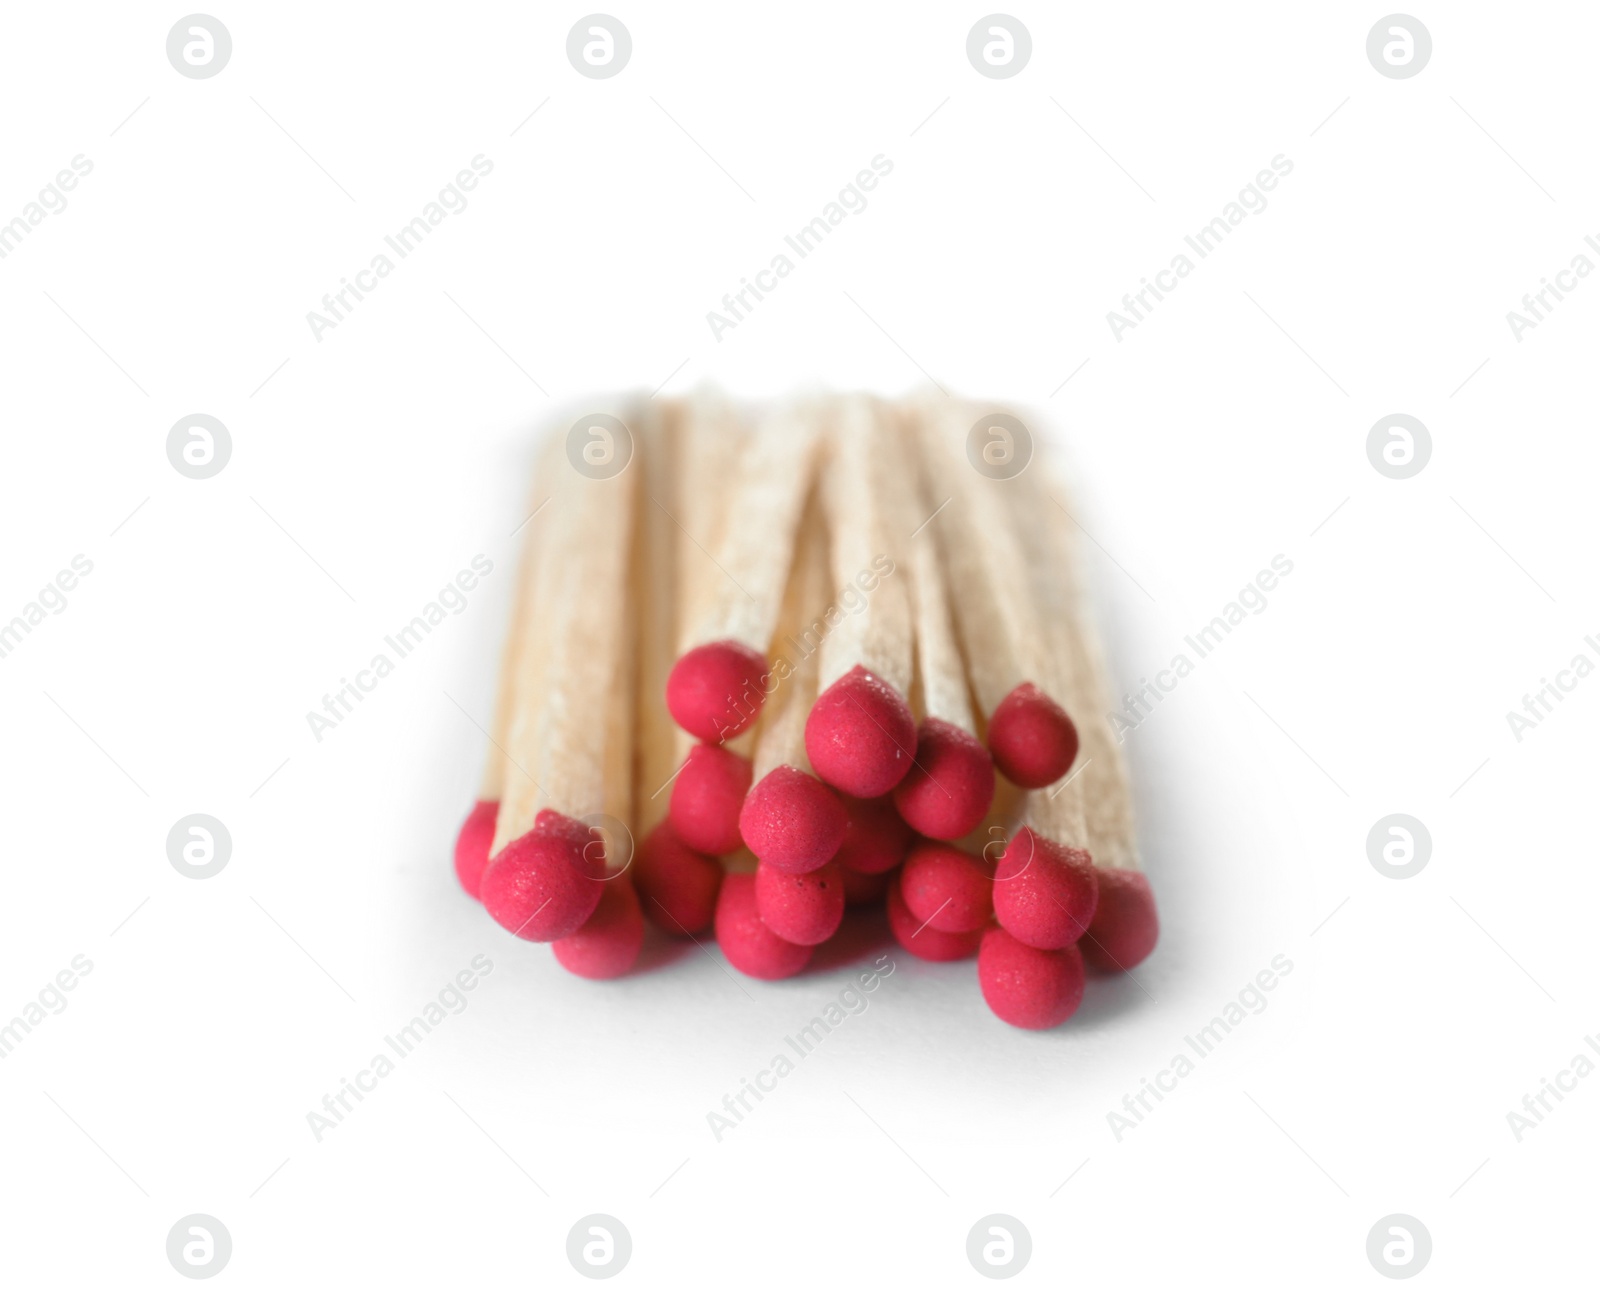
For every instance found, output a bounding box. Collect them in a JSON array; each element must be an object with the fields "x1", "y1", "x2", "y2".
[{"x1": 1, "y1": 1, "x2": 1595, "y2": 1288}]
